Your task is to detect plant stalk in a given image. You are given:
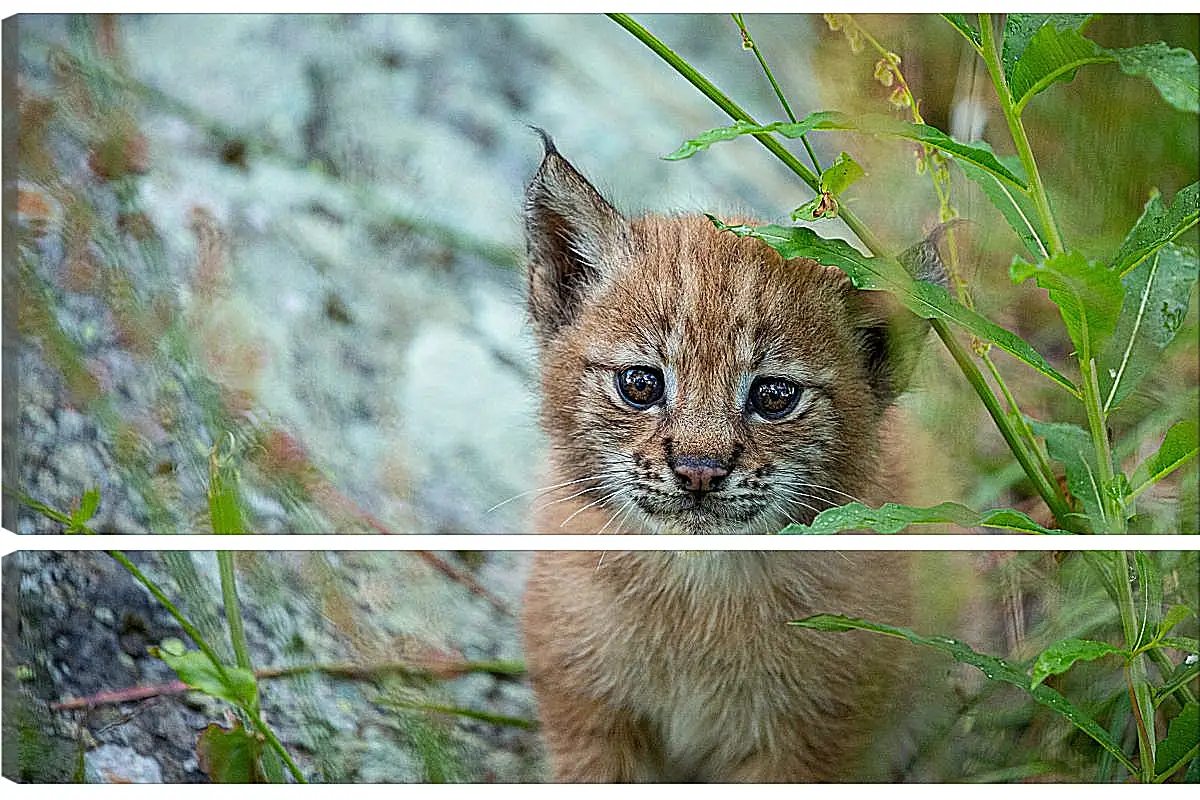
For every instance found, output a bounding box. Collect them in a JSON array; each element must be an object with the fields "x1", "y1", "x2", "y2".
[
  {"x1": 1115, "y1": 552, "x2": 1157, "y2": 781},
  {"x1": 217, "y1": 551, "x2": 256, "y2": 702},
  {"x1": 978, "y1": 14, "x2": 1065, "y2": 256},
  {"x1": 611, "y1": 12, "x2": 1076, "y2": 528},
  {"x1": 1082, "y1": 358, "x2": 1126, "y2": 532}
]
